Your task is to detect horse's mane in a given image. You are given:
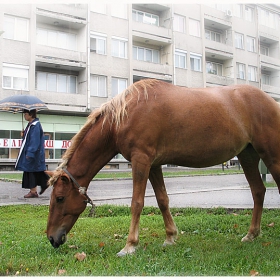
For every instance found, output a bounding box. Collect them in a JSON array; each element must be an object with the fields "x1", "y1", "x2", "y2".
[{"x1": 56, "y1": 79, "x2": 159, "y2": 172}]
